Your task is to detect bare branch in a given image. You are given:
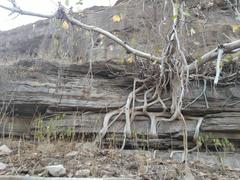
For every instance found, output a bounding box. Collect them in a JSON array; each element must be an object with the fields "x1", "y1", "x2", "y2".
[
  {"x1": 65, "y1": 14, "x2": 161, "y2": 62},
  {"x1": 0, "y1": 4, "x2": 161, "y2": 62},
  {"x1": 0, "y1": 4, "x2": 54, "y2": 19},
  {"x1": 2, "y1": 3, "x2": 240, "y2": 70},
  {"x1": 188, "y1": 39, "x2": 240, "y2": 72}
]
